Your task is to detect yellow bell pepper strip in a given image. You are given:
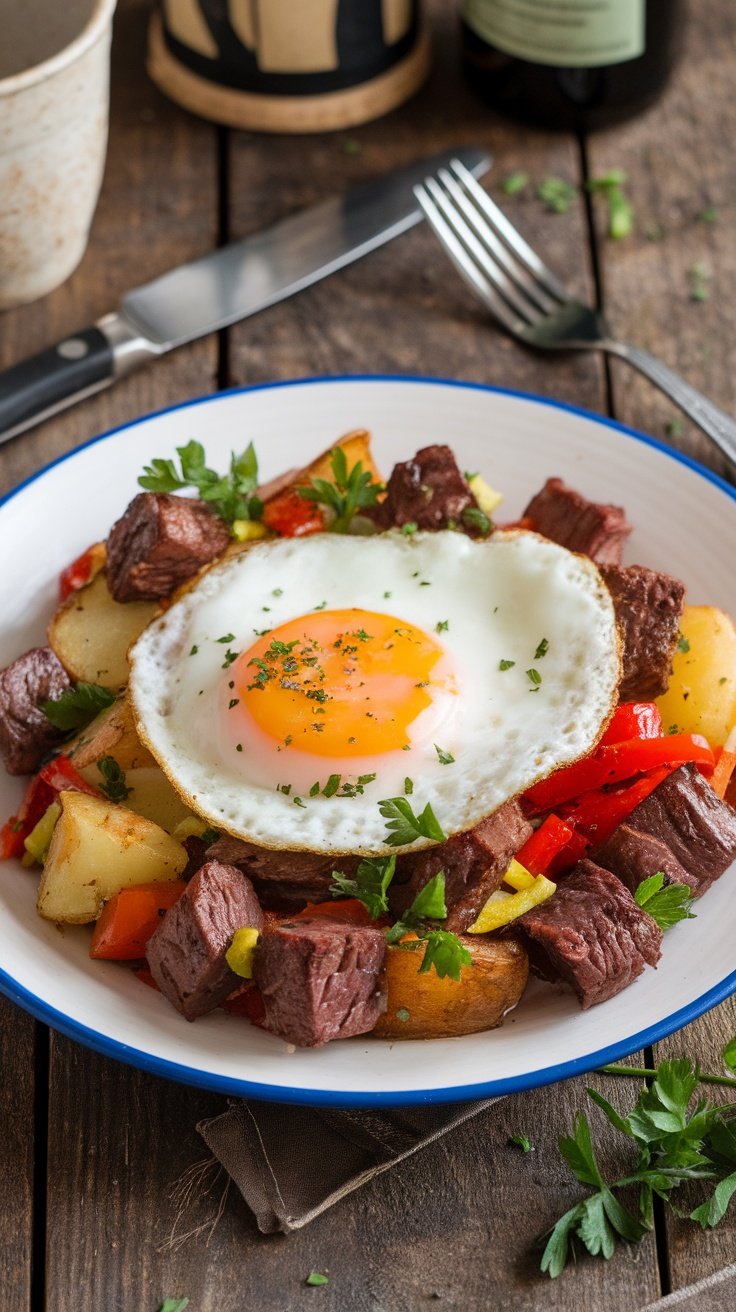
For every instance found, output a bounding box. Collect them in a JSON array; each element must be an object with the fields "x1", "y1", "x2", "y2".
[
  {"x1": 225, "y1": 927, "x2": 260, "y2": 979},
  {"x1": 468, "y1": 870, "x2": 556, "y2": 933},
  {"x1": 21, "y1": 801, "x2": 61, "y2": 867},
  {"x1": 503, "y1": 859, "x2": 536, "y2": 891}
]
